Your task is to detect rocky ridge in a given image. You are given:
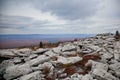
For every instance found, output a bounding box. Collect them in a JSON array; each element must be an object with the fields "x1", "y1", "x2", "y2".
[{"x1": 0, "y1": 33, "x2": 120, "y2": 80}]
